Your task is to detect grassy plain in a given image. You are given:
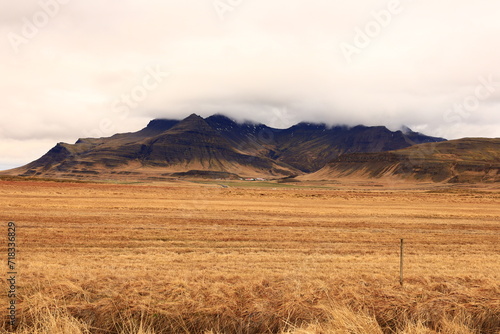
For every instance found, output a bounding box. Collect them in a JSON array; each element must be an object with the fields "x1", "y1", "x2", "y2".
[{"x1": 0, "y1": 179, "x2": 499, "y2": 333}]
